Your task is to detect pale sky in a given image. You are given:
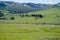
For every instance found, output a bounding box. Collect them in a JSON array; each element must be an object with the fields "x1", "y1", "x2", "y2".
[{"x1": 0, "y1": 0, "x2": 60, "y2": 4}]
